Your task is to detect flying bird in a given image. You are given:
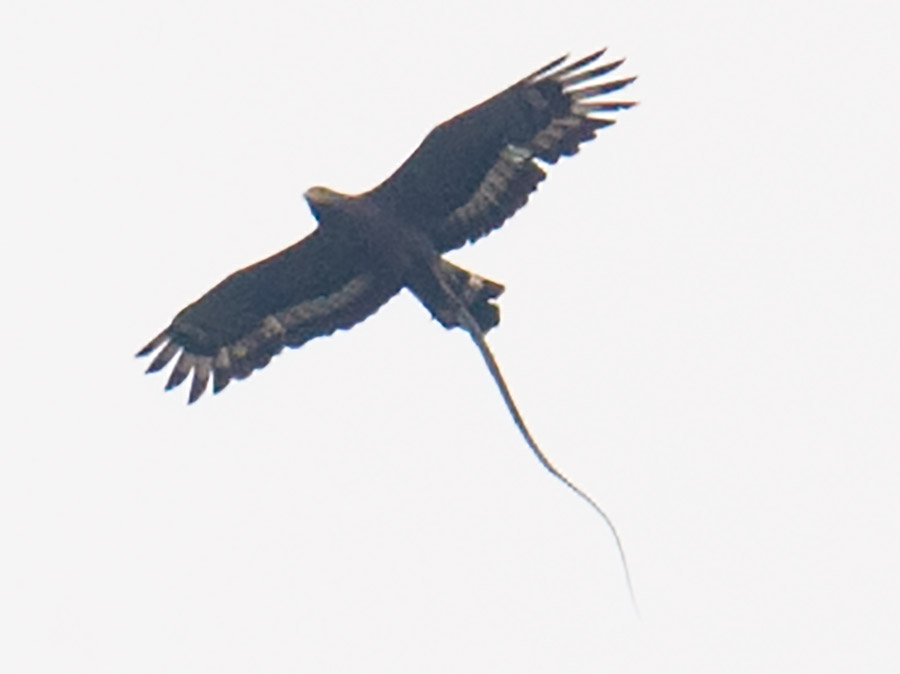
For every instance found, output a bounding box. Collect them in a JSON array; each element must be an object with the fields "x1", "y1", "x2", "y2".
[
  {"x1": 138, "y1": 50, "x2": 638, "y2": 605},
  {"x1": 138, "y1": 50, "x2": 635, "y2": 403}
]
